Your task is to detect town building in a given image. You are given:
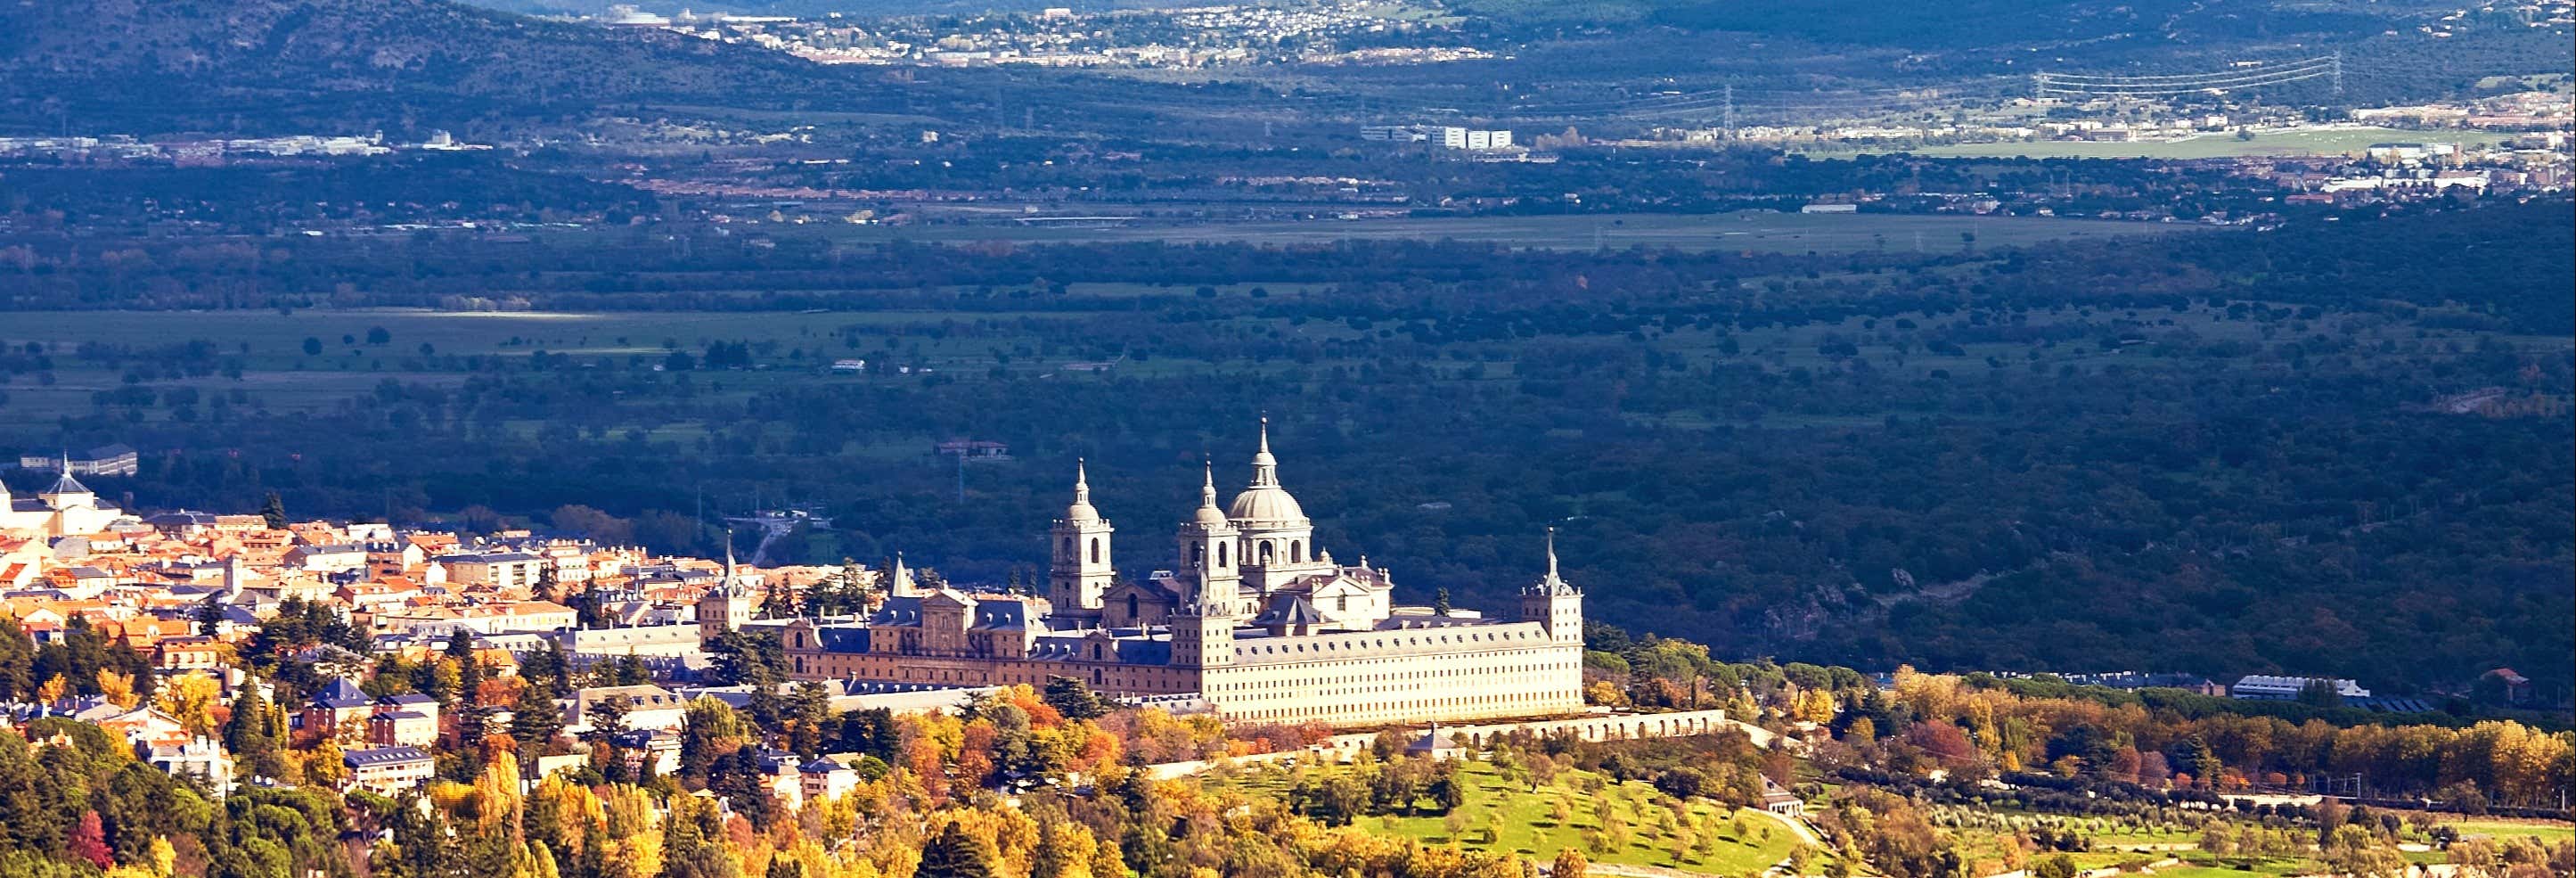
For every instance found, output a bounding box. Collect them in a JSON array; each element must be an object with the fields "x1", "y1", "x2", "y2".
[
  {"x1": 0, "y1": 468, "x2": 126, "y2": 537},
  {"x1": 776, "y1": 422, "x2": 1587, "y2": 727},
  {"x1": 2229, "y1": 675, "x2": 2370, "y2": 702},
  {"x1": 341, "y1": 745, "x2": 437, "y2": 795},
  {"x1": 142, "y1": 738, "x2": 236, "y2": 797},
  {"x1": 18, "y1": 445, "x2": 140, "y2": 478}
]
